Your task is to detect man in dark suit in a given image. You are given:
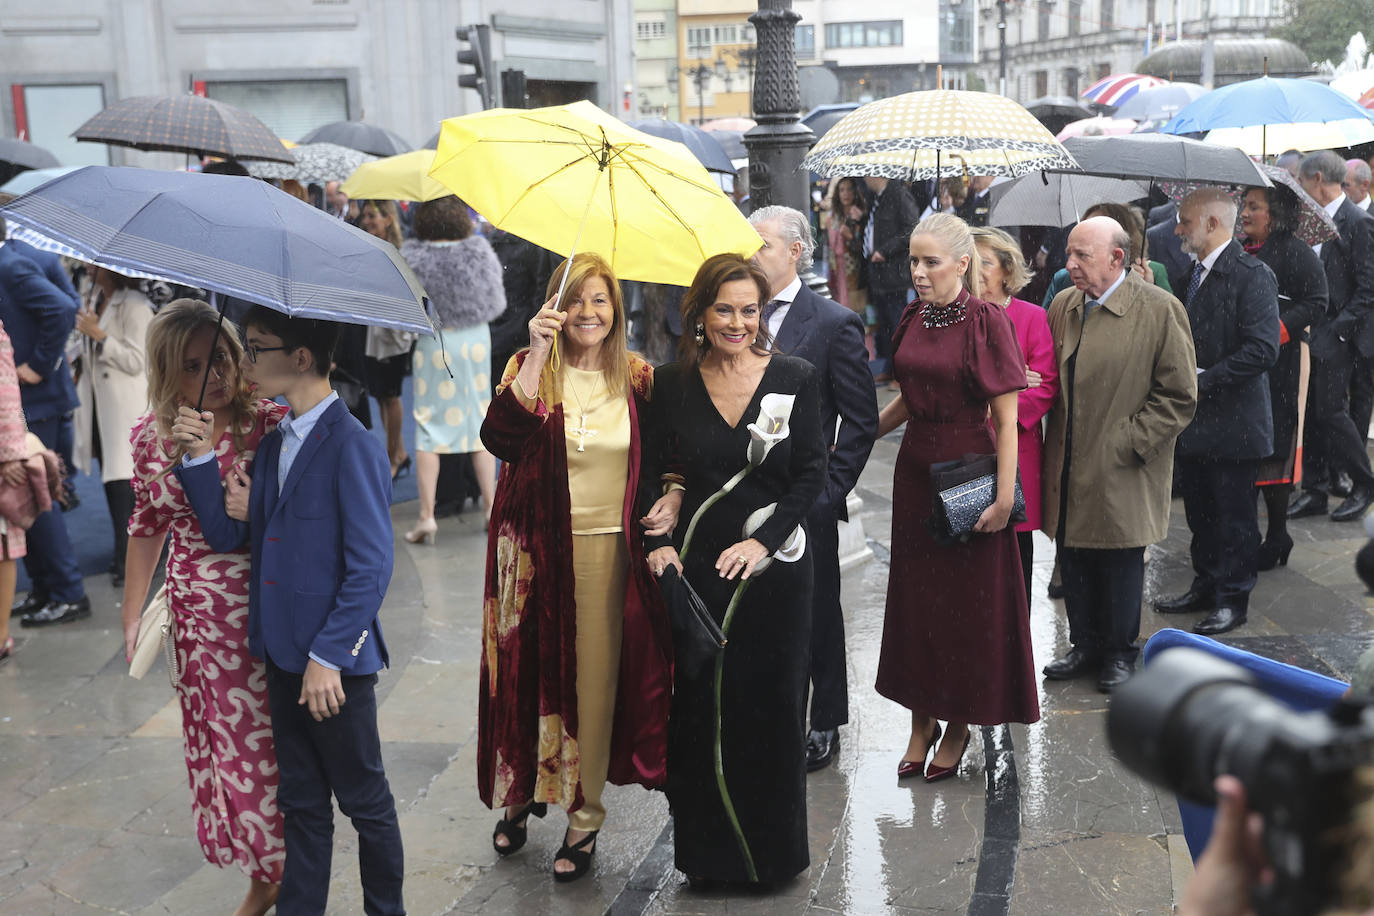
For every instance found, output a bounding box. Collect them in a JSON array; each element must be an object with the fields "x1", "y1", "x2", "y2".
[
  {"x1": 0, "y1": 221, "x2": 89, "y2": 627},
  {"x1": 1146, "y1": 209, "x2": 1190, "y2": 284},
  {"x1": 956, "y1": 176, "x2": 993, "y2": 227},
  {"x1": 862, "y1": 176, "x2": 920, "y2": 380},
  {"x1": 749, "y1": 206, "x2": 878, "y2": 771},
  {"x1": 1155, "y1": 188, "x2": 1280, "y2": 635},
  {"x1": 179, "y1": 309, "x2": 404, "y2": 915},
  {"x1": 1289, "y1": 150, "x2": 1374, "y2": 522}
]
